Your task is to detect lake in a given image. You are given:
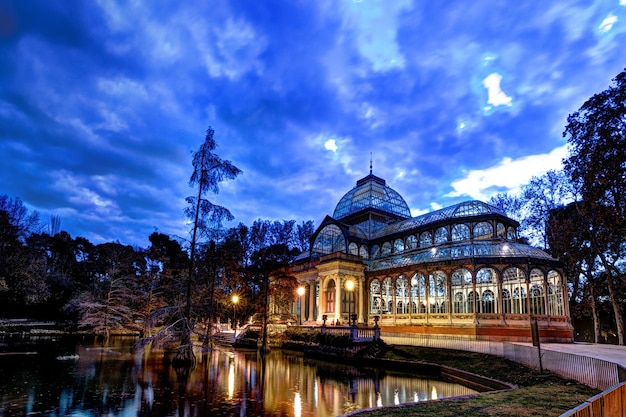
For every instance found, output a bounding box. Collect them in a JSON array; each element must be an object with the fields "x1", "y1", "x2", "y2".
[{"x1": 0, "y1": 335, "x2": 477, "y2": 416}]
